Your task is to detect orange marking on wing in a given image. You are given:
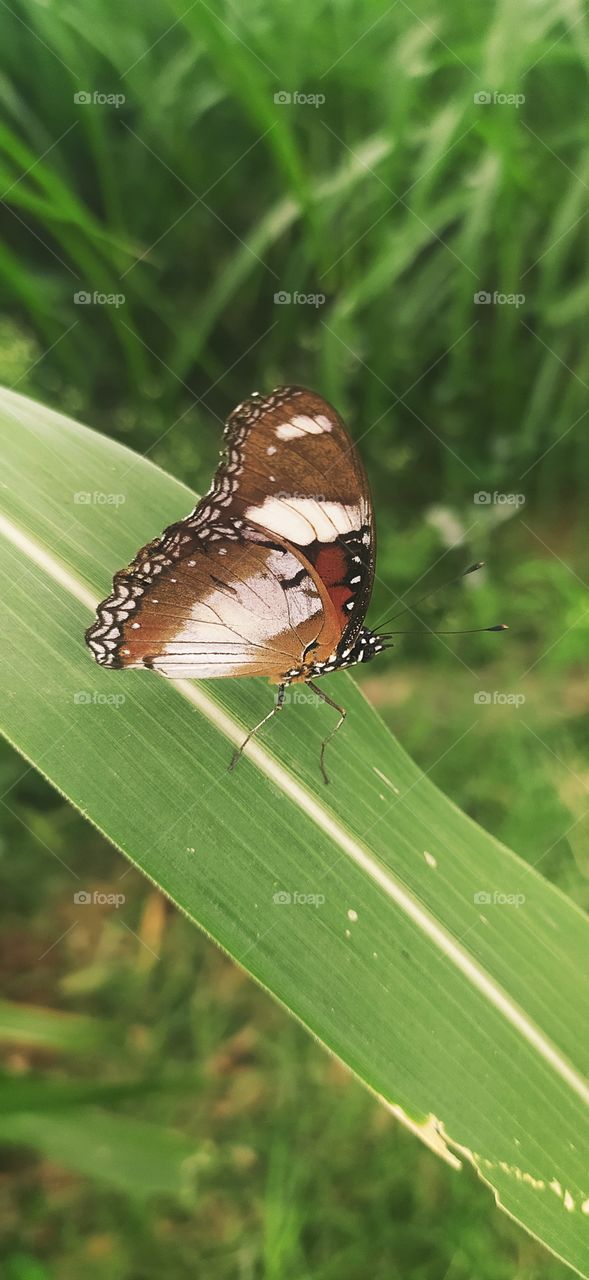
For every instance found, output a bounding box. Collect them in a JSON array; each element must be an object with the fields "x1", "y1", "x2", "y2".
[
  {"x1": 314, "y1": 545, "x2": 353, "y2": 621},
  {"x1": 328, "y1": 585, "x2": 353, "y2": 611},
  {"x1": 315, "y1": 545, "x2": 347, "y2": 585}
]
